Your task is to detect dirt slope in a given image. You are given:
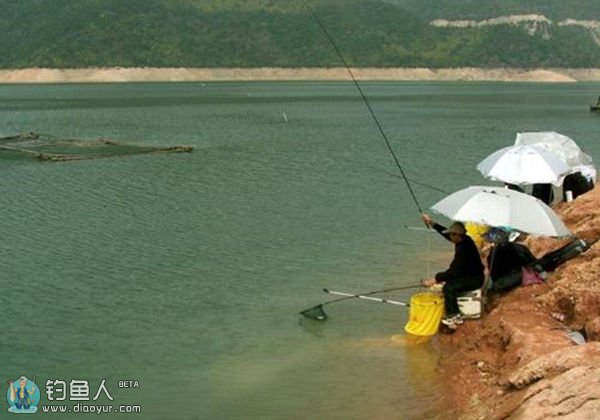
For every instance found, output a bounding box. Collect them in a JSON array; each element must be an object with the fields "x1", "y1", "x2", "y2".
[{"x1": 438, "y1": 186, "x2": 600, "y2": 419}]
